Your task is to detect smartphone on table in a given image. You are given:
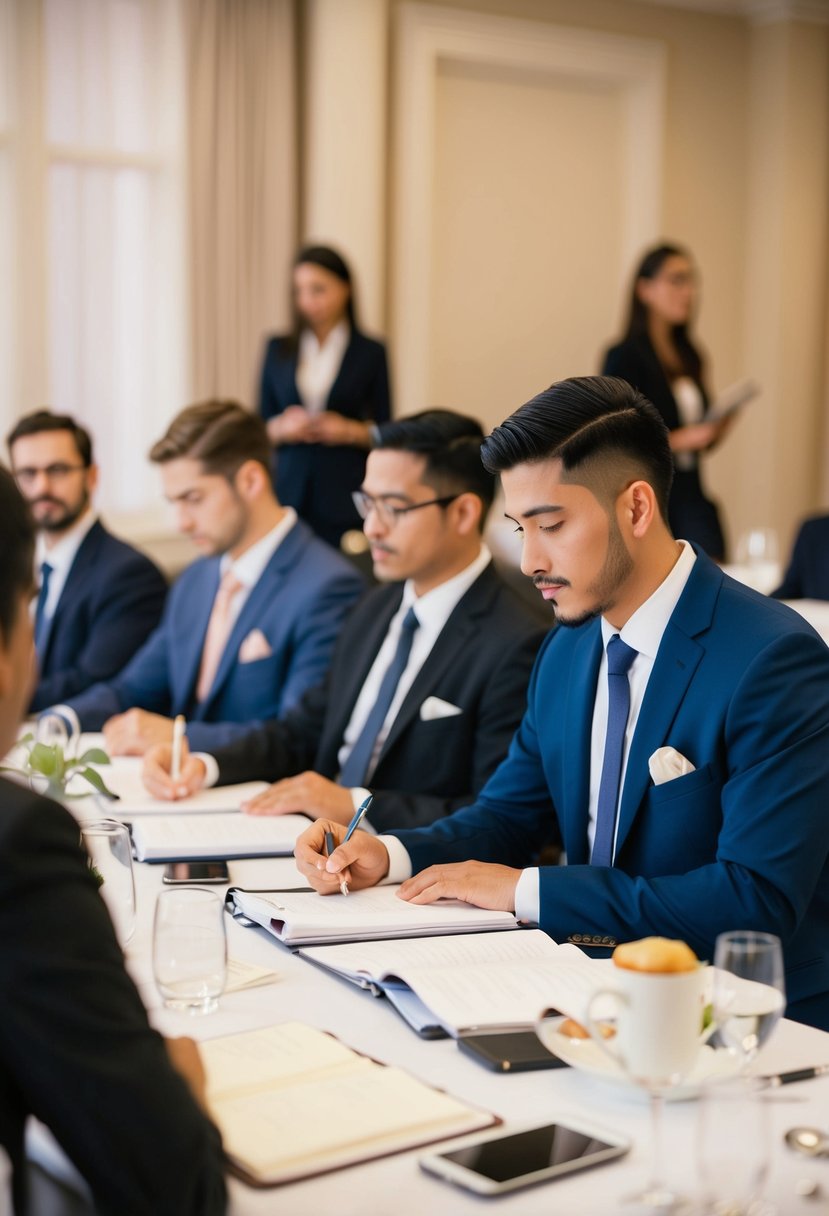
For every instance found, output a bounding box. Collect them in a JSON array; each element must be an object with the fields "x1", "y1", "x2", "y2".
[
  {"x1": 458, "y1": 1030, "x2": 569, "y2": 1072},
  {"x1": 162, "y1": 861, "x2": 230, "y2": 884},
  {"x1": 420, "y1": 1119, "x2": 629, "y2": 1195}
]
